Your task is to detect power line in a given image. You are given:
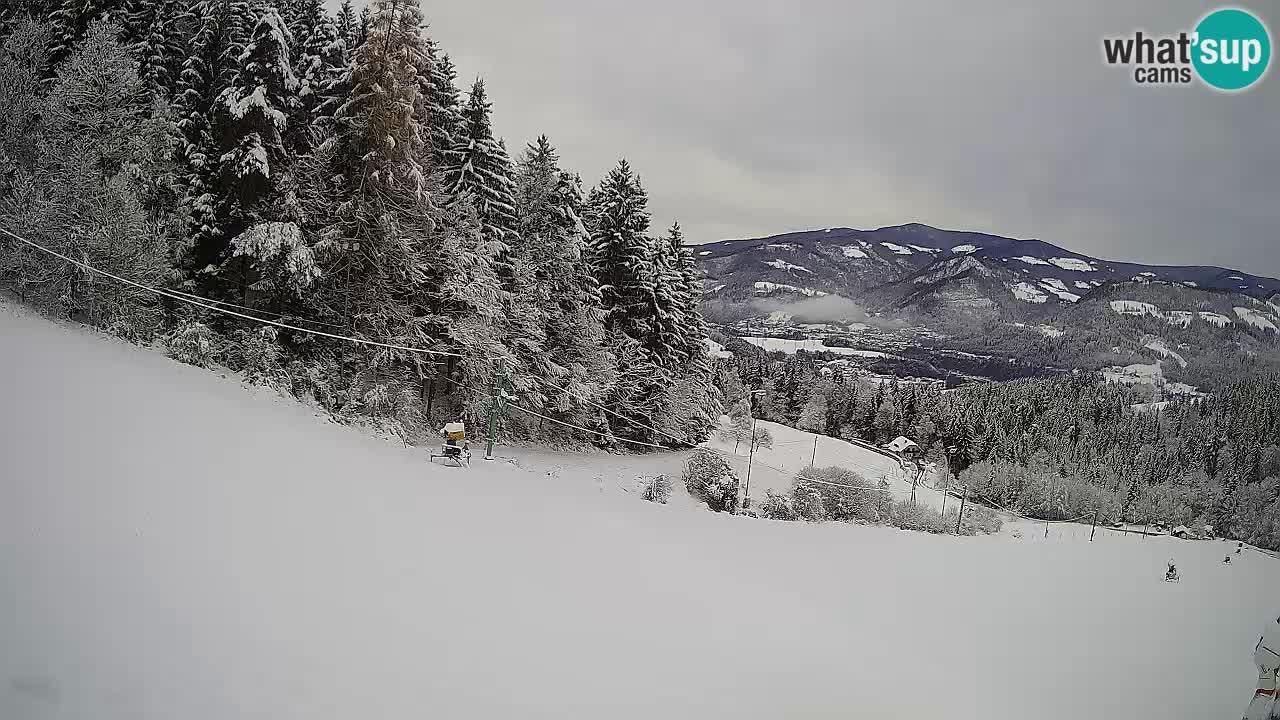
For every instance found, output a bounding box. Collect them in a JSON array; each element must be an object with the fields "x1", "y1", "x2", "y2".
[
  {"x1": 161, "y1": 284, "x2": 348, "y2": 329},
  {"x1": 432, "y1": 366, "x2": 674, "y2": 451},
  {"x1": 530, "y1": 374, "x2": 694, "y2": 449},
  {"x1": 505, "y1": 403, "x2": 670, "y2": 450},
  {"x1": 0, "y1": 225, "x2": 466, "y2": 359}
]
